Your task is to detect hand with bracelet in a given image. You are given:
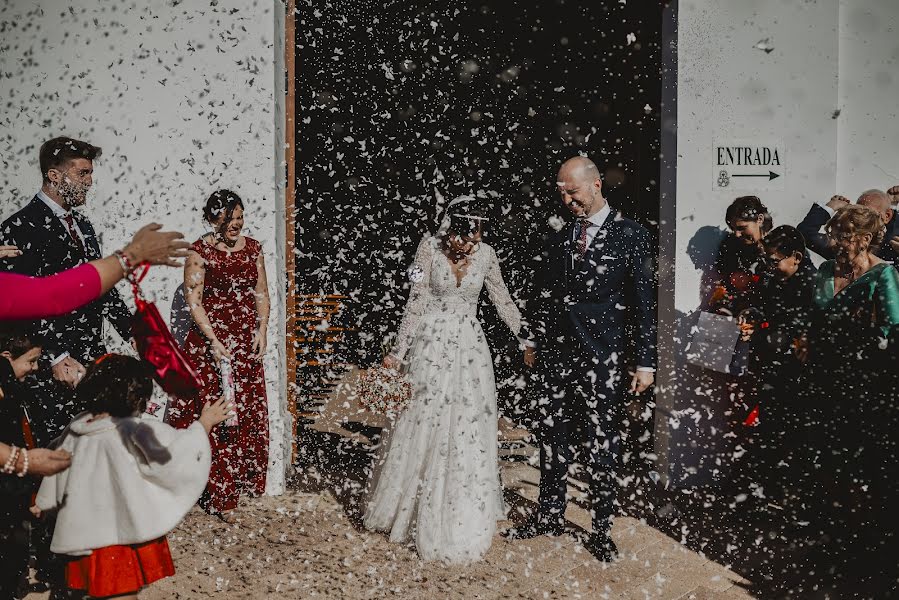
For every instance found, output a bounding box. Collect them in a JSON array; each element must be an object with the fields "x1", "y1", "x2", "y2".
[
  {"x1": 30, "y1": 221, "x2": 190, "y2": 296},
  {"x1": 104, "y1": 223, "x2": 192, "y2": 284},
  {"x1": 1, "y1": 222, "x2": 191, "y2": 322},
  {"x1": 0, "y1": 442, "x2": 72, "y2": 477}
]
